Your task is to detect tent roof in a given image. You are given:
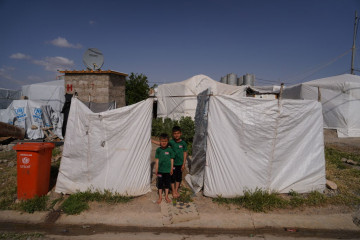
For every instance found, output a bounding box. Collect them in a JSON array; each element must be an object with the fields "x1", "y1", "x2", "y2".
[
  {"x1": 22, "y1": 80, "x2": 64, "y2": 87},
  {"x1": 158, "y1": 74, "x2": 245, "y2": 95},
  {"x1": 302, "y1": 74, "x2": 360, "y2": 91}
]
